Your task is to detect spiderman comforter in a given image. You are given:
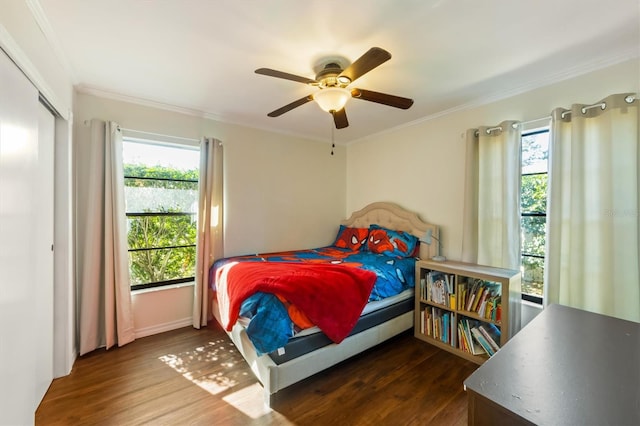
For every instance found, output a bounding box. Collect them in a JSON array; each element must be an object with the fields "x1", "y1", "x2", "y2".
[{"x1": 210, "y1": 246, "x2": 417, "y2": 355}]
